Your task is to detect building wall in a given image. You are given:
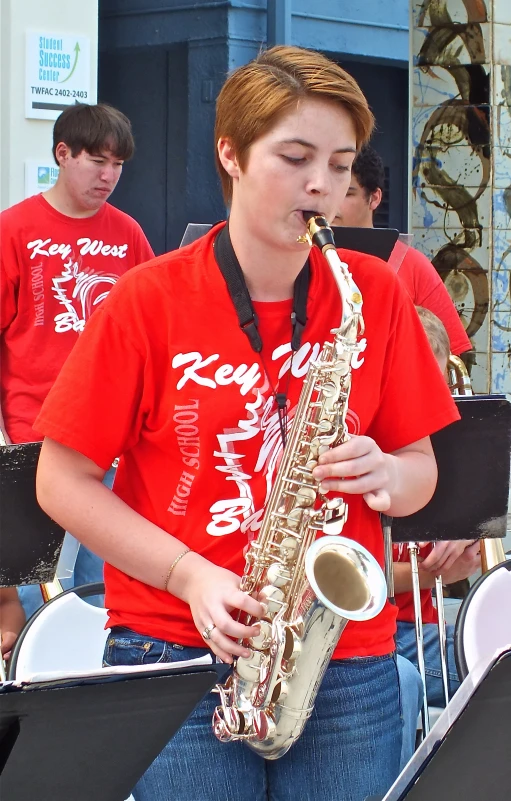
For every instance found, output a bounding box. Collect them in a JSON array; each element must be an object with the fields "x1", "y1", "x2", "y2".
[
  {"x1": 0, "y1": 0, "x2": 98, "y2": 209},
  {"x1": 98, "y1": 0, "x2": 411, "y2": 252},
  {"x1": 411, "y1": 0, "x2": 511, "y2": 392}
]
